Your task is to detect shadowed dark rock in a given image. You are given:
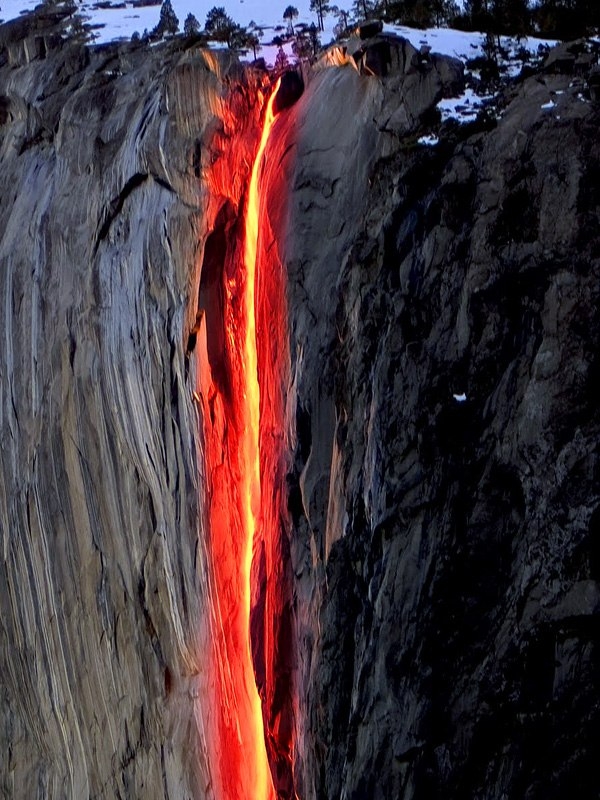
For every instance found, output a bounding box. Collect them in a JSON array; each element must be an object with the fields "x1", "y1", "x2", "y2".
[
  {"x1": 359, "y1": 18, "x2": 383, "y2": 39},
  {"x1": 589, "y1": 66, "x2": 600, "y2": 101},
  {"x1": 260, "y1": 44, "x2": 600, "y2": 800},
  {"x1": 273, "y1": 69, "x2": 304, "y2": 115},
  {"x1": 543, "y1": 39, "x2": 598, "y2": 74}
]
